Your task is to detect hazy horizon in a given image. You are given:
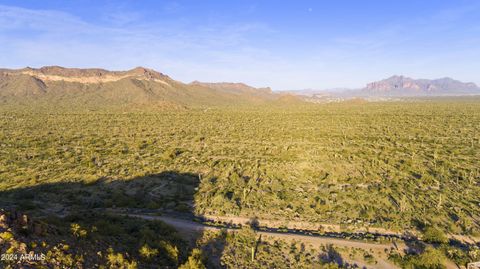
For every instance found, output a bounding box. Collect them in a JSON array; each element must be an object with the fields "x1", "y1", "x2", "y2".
[{"x1": 1, "y1": 0, "x2": 480, "y2": 90}]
